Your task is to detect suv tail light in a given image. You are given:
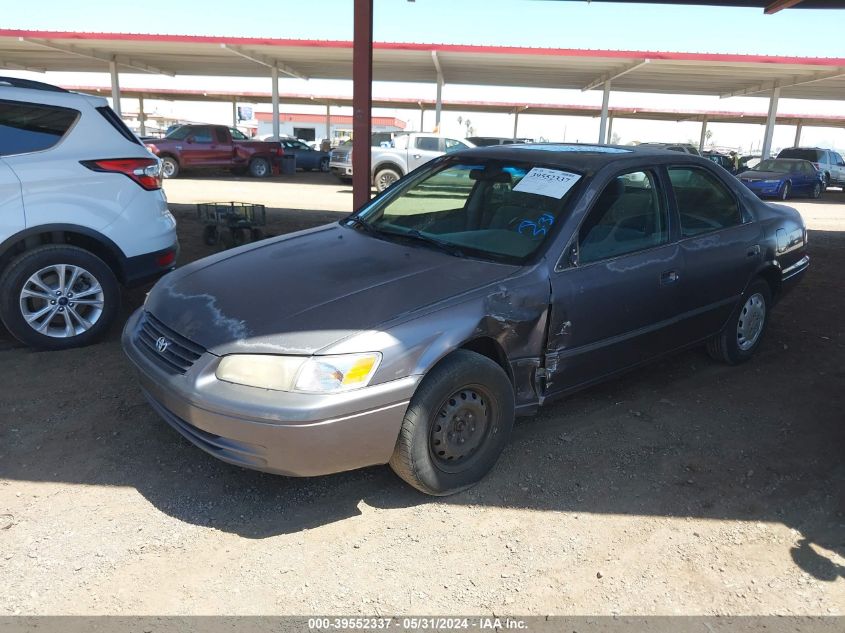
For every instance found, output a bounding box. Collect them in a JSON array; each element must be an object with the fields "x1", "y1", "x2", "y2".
[{"x1": 81, "y1": 158, "x2": 162, "y2": 190}]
